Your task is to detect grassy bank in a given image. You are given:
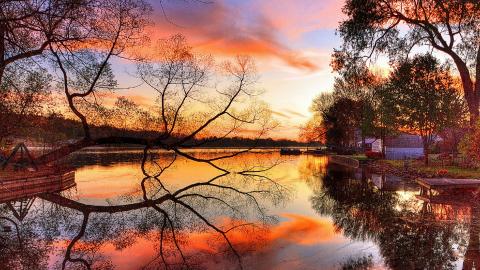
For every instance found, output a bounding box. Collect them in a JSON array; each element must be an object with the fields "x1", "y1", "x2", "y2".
[
  {"x1": 338, "y1": 154, "x2": 368, "y2": 161},
  {"x1": 382, "y1": 159, "x2": 480, "y2": 179}
]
